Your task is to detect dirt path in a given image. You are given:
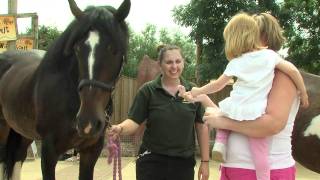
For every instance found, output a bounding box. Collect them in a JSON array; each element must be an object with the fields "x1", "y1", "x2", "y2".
[{"x1": 21, "y1": 157, "x2": 319, "y2": 179}]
